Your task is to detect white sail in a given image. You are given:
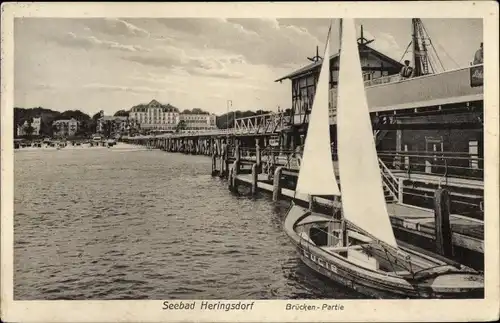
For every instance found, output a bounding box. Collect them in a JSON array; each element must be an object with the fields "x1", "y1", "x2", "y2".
[
  {"x1": 295, "y1": 32, "x2": 341, "y2": 196},
  {"x1": 336, "y1": 19, "x2": 398, "y2": 248}
]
